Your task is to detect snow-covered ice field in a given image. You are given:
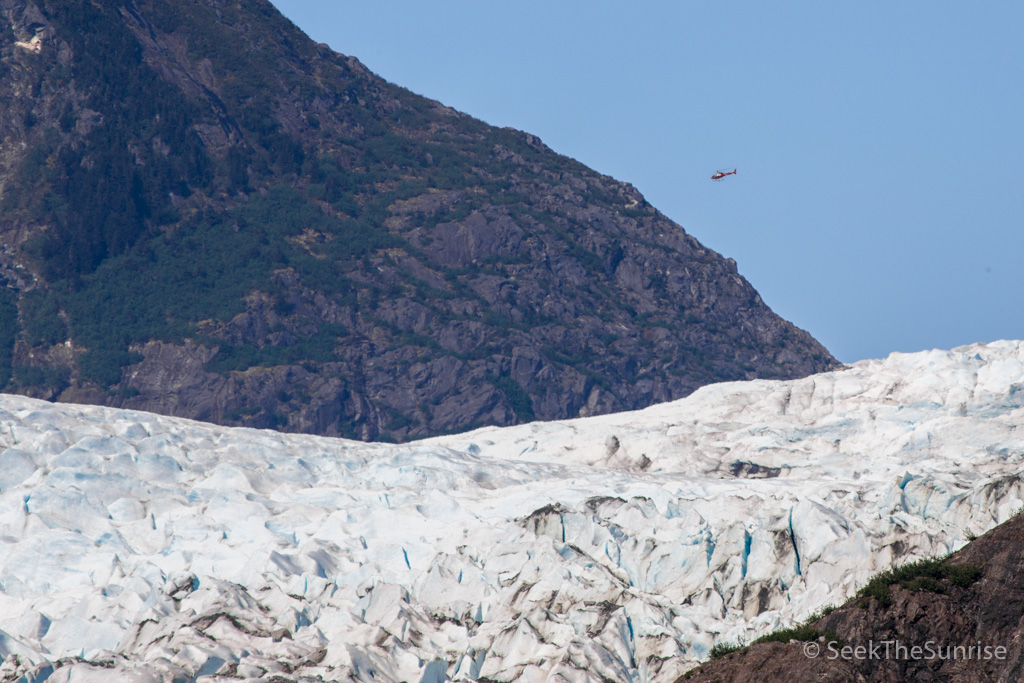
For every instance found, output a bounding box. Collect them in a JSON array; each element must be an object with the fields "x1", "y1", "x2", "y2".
[{"x1": 2, "y1": 340, "x2": 1024, "y2": 682}]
